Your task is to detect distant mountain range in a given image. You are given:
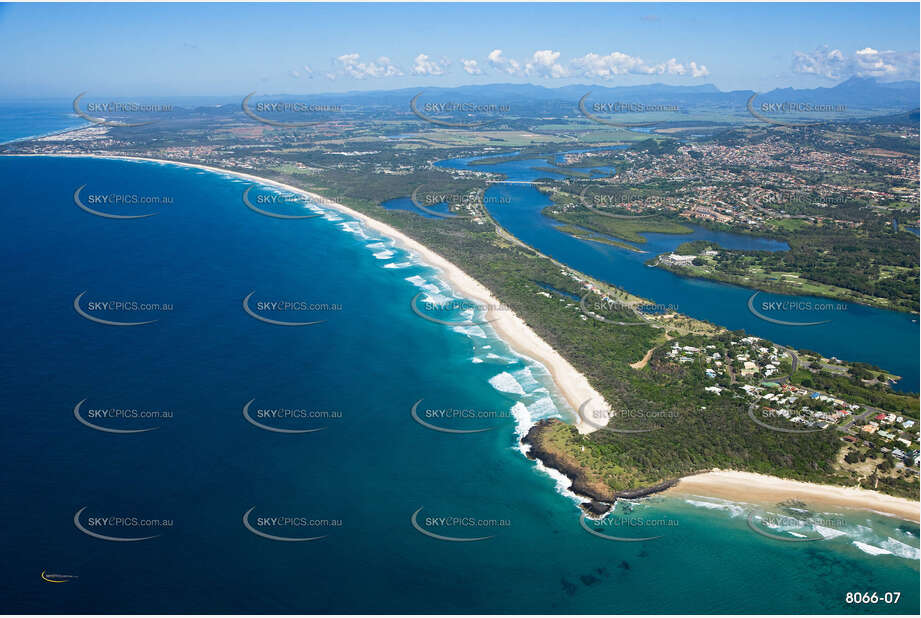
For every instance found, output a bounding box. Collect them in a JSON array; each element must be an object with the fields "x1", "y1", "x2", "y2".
[{"x1": 270, "y1": 76, "x2": 919, "y2": 114}]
